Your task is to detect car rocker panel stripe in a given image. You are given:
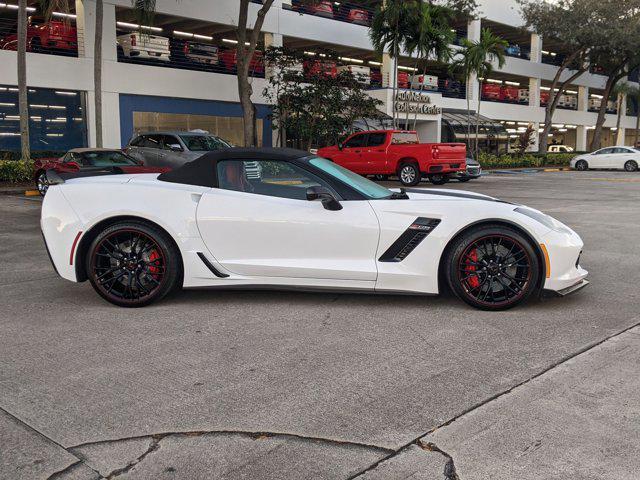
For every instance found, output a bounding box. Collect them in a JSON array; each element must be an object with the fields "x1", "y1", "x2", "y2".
[{"x1": 379, "y1": 218, "x2": 441, "y2": 262}]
